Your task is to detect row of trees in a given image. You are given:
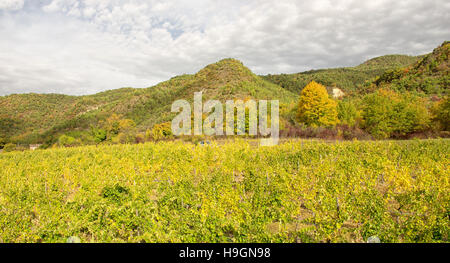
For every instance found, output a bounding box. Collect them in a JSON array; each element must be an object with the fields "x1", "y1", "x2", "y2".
[
  {"x1": 2, "y1": 81, "x2": 447, "y2": 152},
  {"x1": 295, "y1": 81, "x2": 449, "y2": 139},
  {"x1": 57, "y1": 114, "x2": 174, "y2": 148}
]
